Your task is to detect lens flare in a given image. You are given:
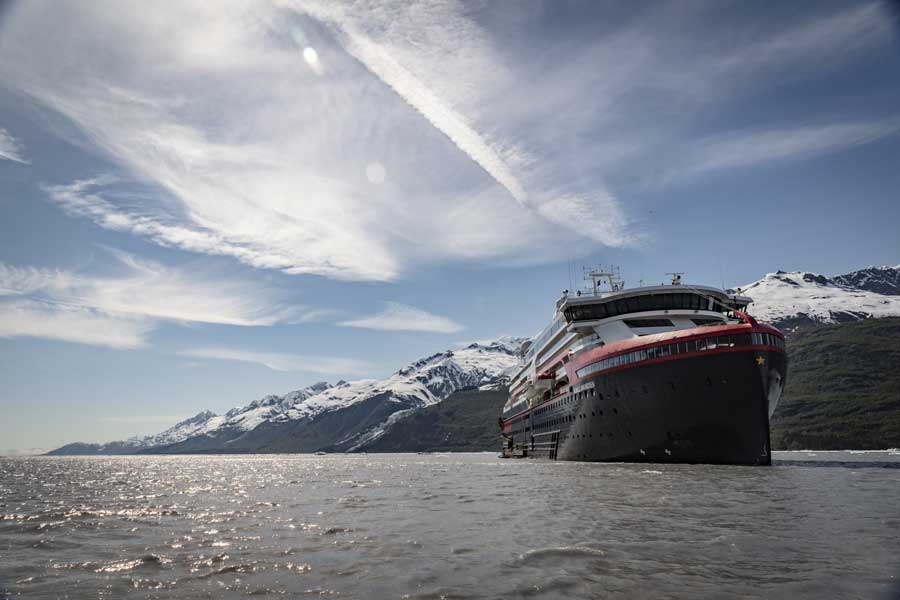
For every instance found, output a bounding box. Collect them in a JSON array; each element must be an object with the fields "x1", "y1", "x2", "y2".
[{"x1": 365, "y1": 162, "x2": 387, "y2": 184}]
